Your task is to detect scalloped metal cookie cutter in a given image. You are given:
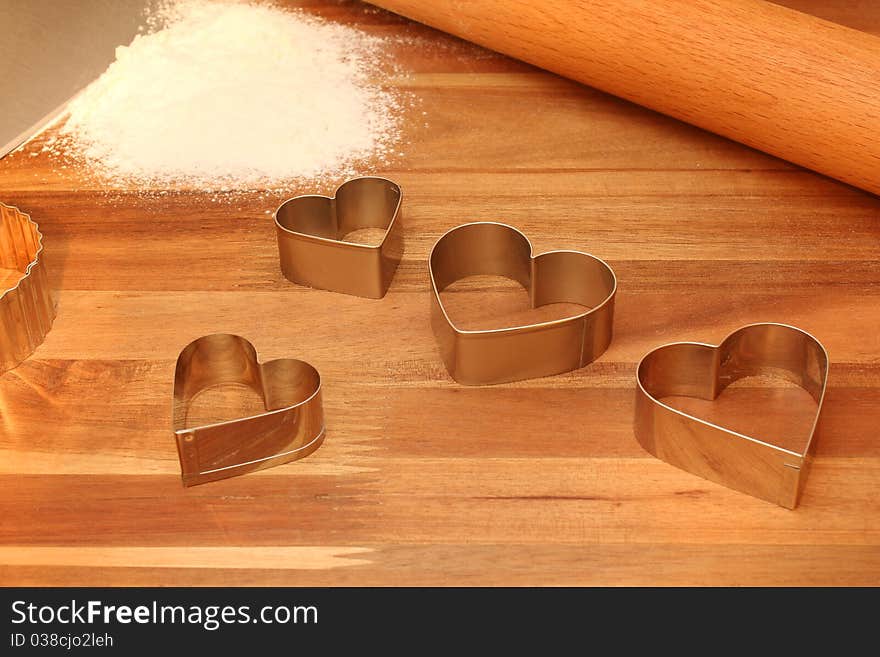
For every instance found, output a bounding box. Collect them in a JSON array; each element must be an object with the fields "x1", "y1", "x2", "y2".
[
  {"x1": 172, "y1": 334, "x2": 325, "y2": 486},
  {"x1": 429, "y1": 222, "x2": 617, "y2": 385},
  {"x1": 274, "y1": 176, "x2": 403, "y2": 299},
  {"x1": 0, "y1": 202, "x2": 55, "y2": 372},
  {"x1": 634, "y1": 323, "x2": 829, "y2": 508}
]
